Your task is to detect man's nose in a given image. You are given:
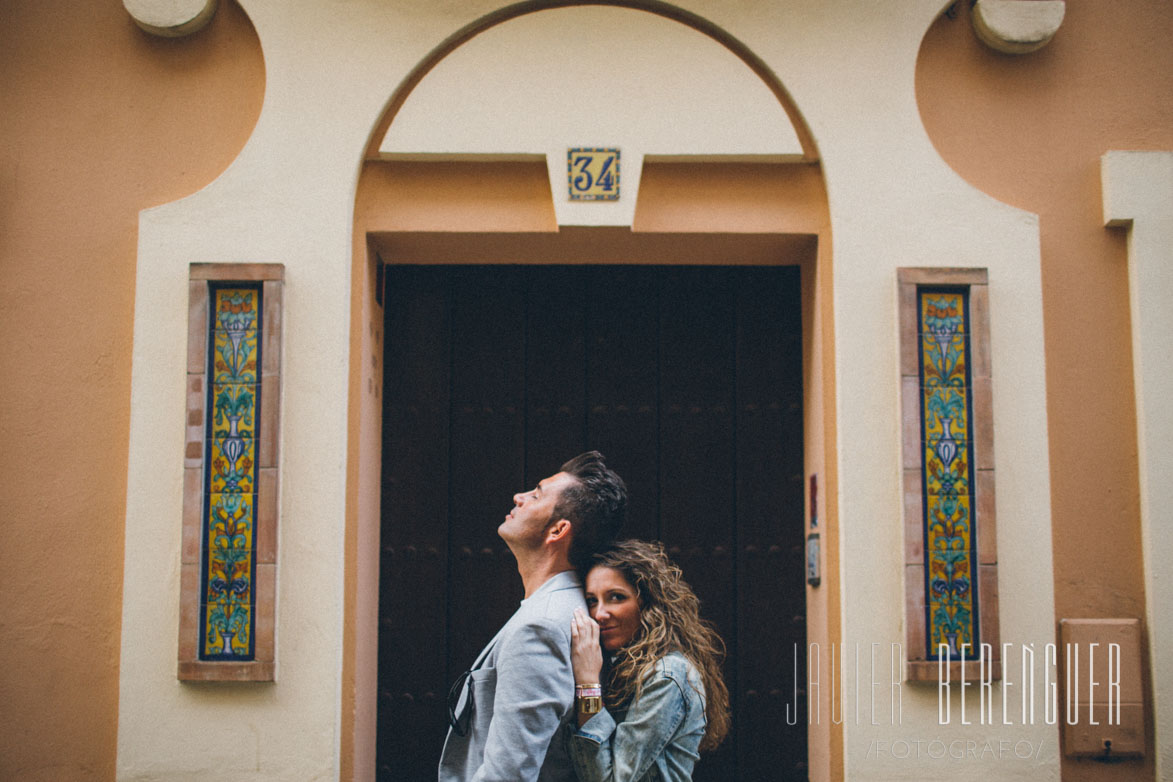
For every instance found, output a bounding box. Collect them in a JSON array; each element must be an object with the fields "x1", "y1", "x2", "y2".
[{"x1": 513, "y1": 491, "x2": 524, "y2": 505}]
